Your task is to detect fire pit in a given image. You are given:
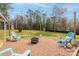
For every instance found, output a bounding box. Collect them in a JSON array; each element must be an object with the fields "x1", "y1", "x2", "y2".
[{"x1": 31, "y1": 37, "x2": 39, "y2": 44}]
